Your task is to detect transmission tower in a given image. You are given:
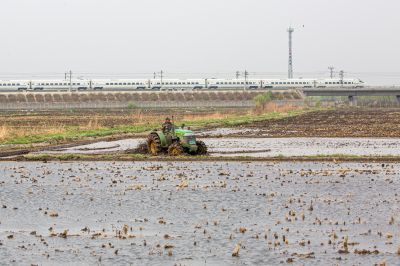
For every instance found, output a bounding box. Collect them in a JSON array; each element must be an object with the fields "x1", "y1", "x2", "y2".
[
  {"x1": 244, "y1": 70, "x2": 249, "y2": 90},
  {"x1": 287, "y1": 27, "x2": 294, "y2": 79},
  {"x1": 328, "y1": 66, "x2": 334, "y2": 79}
]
